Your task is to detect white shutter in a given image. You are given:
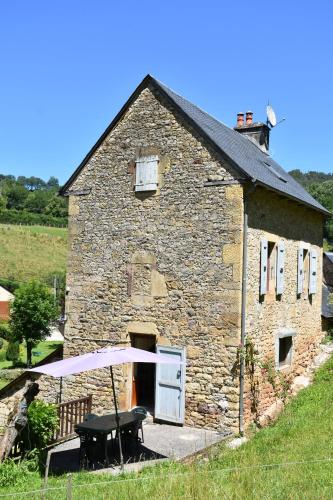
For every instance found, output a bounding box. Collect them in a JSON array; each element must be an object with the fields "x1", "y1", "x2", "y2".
[
  {"x1": 260, "y1": 239, "x2": 268, "y2": 295},
  {"x1": 276, "y1": 241, "x2": 285, "y2": 295},
  {"x1": 135, "y1": 155, "x2": 158, "y2": 192},
  {"x1": 297, "y1": 248, "x2": 304, "y2": 295},
  {"x1": 309, "y1": 249, "x2": 318, "y2": 294}
]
